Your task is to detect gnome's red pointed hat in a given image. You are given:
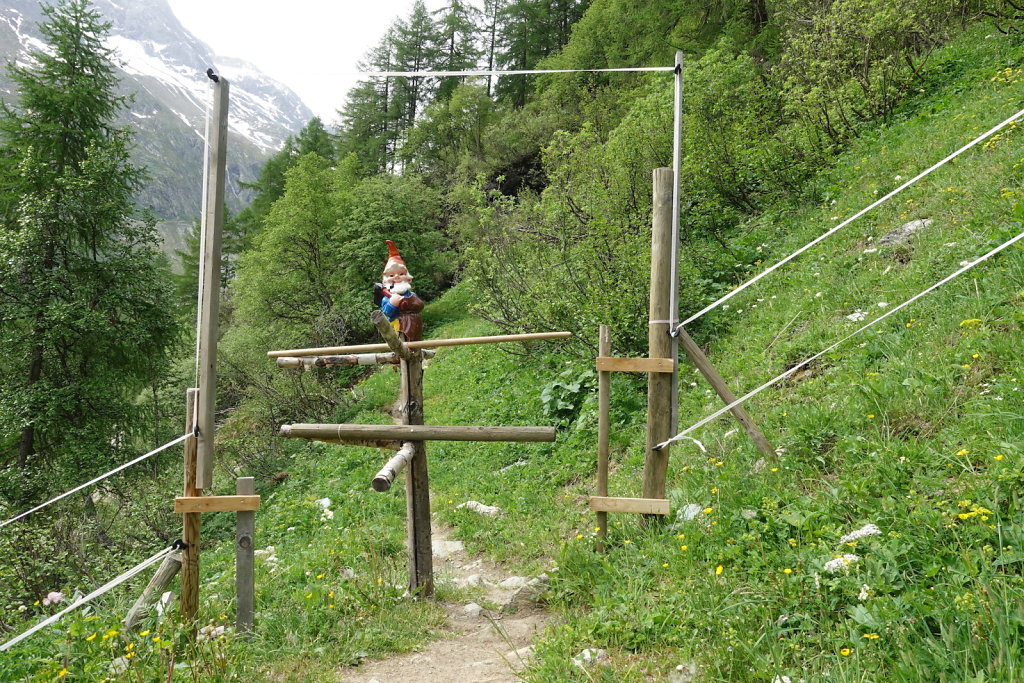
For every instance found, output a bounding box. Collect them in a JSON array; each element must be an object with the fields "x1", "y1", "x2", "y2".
[{"x1": 383, "y1": 240, "x2": 408, "y2": 277}]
